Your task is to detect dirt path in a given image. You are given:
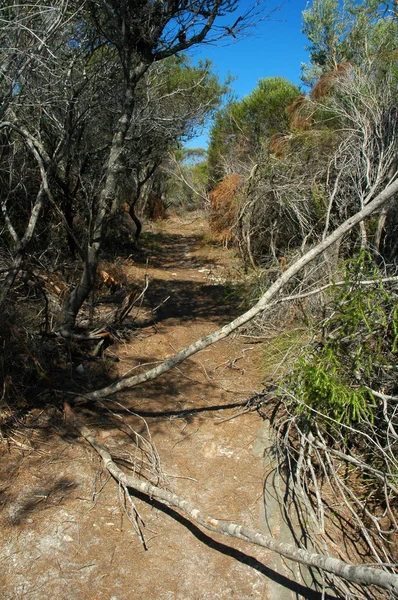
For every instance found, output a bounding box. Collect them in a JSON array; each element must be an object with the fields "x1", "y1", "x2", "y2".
[{"x1": 0, "y1": 215, "x2": 316, "y2": 600}]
